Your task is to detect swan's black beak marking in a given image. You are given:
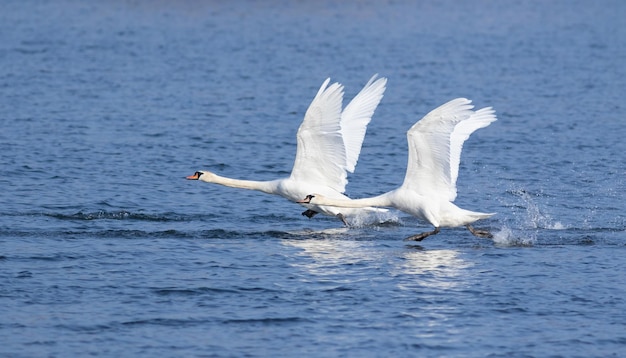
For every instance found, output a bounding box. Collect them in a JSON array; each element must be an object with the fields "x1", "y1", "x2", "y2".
[
  {"x1": 297, "y1": 194, "x2": 315, "y2": 204},
  {"x1": 186, "y1": 171, "x2": 202, "y2": 180}
]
